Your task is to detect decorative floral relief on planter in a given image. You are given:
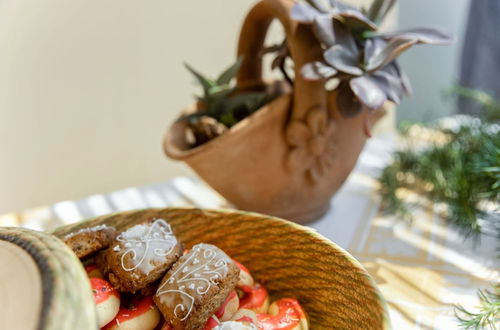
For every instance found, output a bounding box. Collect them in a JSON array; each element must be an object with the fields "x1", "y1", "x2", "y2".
[{"x1": 286, "y1": 107, "x2": 337, "y2": 183}]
